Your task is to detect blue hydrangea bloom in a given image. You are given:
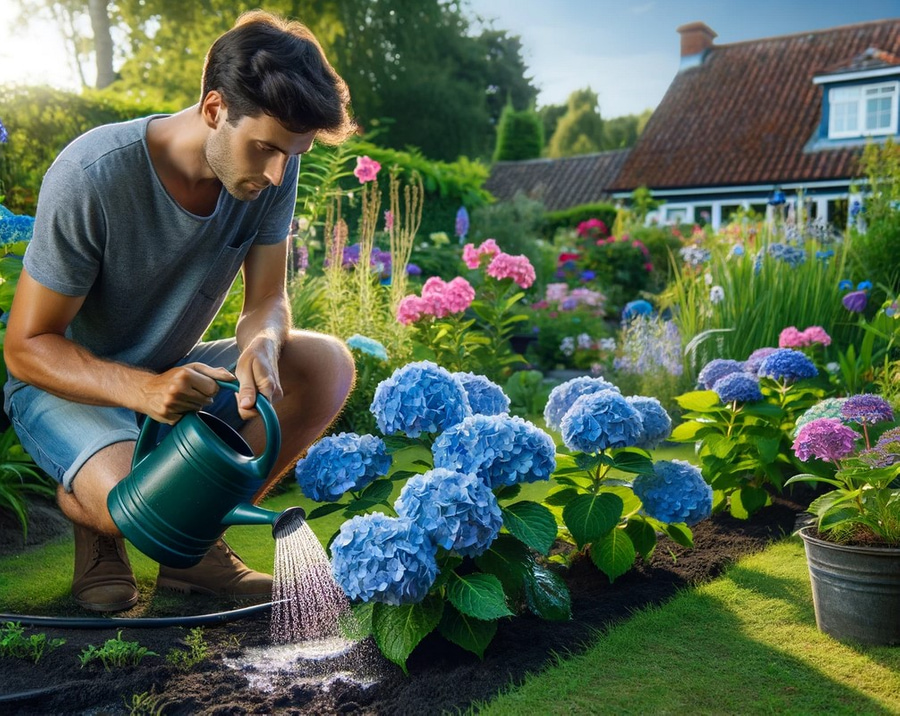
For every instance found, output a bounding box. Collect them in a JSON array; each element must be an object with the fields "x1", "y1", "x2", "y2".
[
  {"x1": 713, "y1": 372, "x2": 763, "y2": 404},
  {"x1": 625, "y1": 395, "x2": 672, "y2": 449},
  {"x1": 331, "y1": 513, "x2": 438, "y2": 605},
  {"x1": 632, "y1": 460, "x2": 712, "y2": 526},
  {"x1": 0, "y1": 213, "x2": 35, "y2": 245},
  {"x1": 453, "y1": 371, "x2": 510, "y2": 416},
  {"x1": 0, "y1": 117, "x2": 7, "y2": 144},
  {"x1": 294, "y1": 432, "x2": 391, "y2": 502},
  {"x1": 346, "y1": 334, "x2": 388, "y2": 361},
  {"x1": 433, "y1": 414, "x2": 557, "y2": 489},
  {"x1": 543, "y1": 376, "x2": 620, "y2": 431},
  {"x1": 560, "y1": 389, "x2": 644, "y2": 453},
  {"x1": 757, "y1": 348, "x2": 818, "y2": 384},
  {"x1": 622, "y1": 299, "x2": 654, "y2": 322},
  {"x1": 370, "y1": 361, "x2": 471, "y2": 437},
  {"x1": 697, "y1": 359, "x2": 745, "y2": 390},
  {"x1": 395, "y1": 468, "x2": 502, "y2": 558}
]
